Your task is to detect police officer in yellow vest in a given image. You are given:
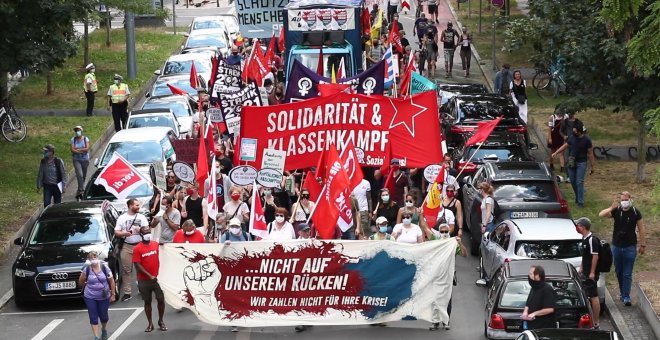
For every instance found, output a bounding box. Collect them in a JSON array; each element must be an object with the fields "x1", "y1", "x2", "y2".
[
  {"x1": 107, "y1": 74, "x2": 131, "y2": 132},
  {"x1": 83, "y1": 63, "x2": 97, "y2": 116}
]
